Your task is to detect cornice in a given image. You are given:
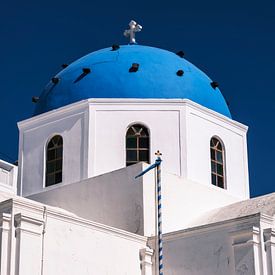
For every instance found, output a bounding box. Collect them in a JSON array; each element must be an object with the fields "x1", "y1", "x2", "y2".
[
  {"x1": 0, "y1": 159, "x2": 17, "y2": 171},
  {"x1": 17, "y1": 100, "x2": 89, "y2": 129},
  {"x1": 161, "y1": 213, "x2": 261, "y2": 242},
  {"x1": 0, "y1": 196, "x2": 147, "y2": 244},
  {"x1": 17, "y1": 98, "x2": 248, "y2": 132}
]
